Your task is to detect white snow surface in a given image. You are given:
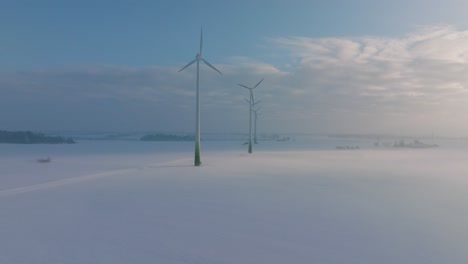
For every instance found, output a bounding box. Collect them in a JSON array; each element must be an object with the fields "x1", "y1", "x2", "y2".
[{"x1": 2, "y1": 139, "x2": 468, "y2": 263}]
